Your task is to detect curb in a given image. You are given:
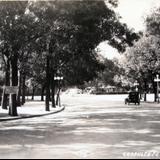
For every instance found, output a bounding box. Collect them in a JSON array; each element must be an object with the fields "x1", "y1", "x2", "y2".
[{"x1": 0, "y1": 105, "x2": 65, "y2": 122}]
